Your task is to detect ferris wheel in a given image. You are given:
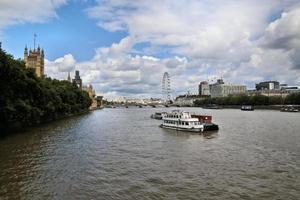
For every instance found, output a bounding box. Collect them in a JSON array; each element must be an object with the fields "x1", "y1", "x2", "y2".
[{"x1": 162, "y1": 72, "x2": 171, "y2": 103}]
